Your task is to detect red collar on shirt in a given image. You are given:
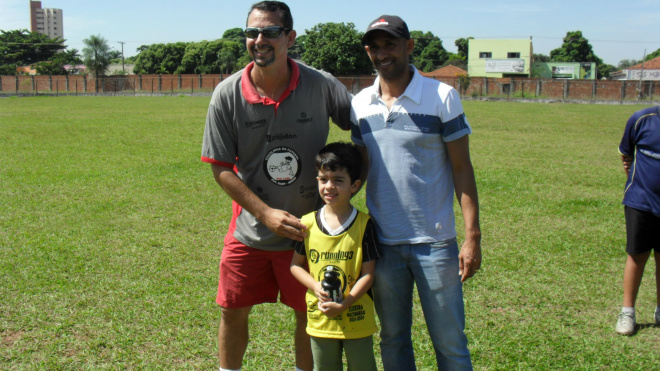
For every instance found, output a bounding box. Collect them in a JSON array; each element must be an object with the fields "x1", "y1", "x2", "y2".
[{"x1": 241, "y1": 57, "x2": 300, "y2": 114}]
